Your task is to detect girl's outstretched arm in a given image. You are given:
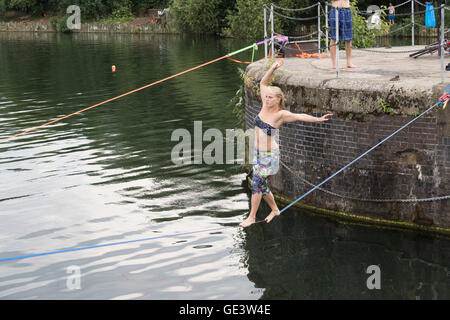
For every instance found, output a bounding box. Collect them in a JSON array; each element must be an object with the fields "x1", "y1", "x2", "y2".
[{"x1": 281, "y1": 110, "x2": 333, "y2": 123}]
